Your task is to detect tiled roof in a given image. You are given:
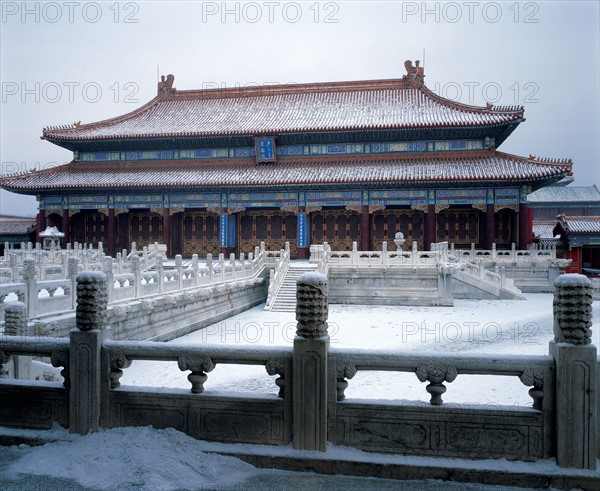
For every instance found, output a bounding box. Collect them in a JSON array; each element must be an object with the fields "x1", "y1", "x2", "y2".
[
  {"x1": 0, "y1": 151, "x2": 571, "y2": 193},
  {"x1": 532, "y1": 220, "x2": 559, "y2": 239},
  {"x1": 558, "y1": 216, "x2": 600, "y2": 234},
  {"x1": 0, "y1": 215, "x2": 35, "y2": 235},
  {"x1": 527, "y1": 185, "x2": 600, "y2": 203},
  {"x1": 42, "y1": 79, "x2": 524, "y2": 142}
]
